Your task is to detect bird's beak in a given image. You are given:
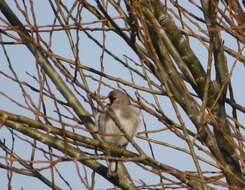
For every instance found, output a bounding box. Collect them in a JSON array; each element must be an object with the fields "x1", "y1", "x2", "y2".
[{"x1": 101, "y1": 96, "x2": 111, "y2": 105}]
